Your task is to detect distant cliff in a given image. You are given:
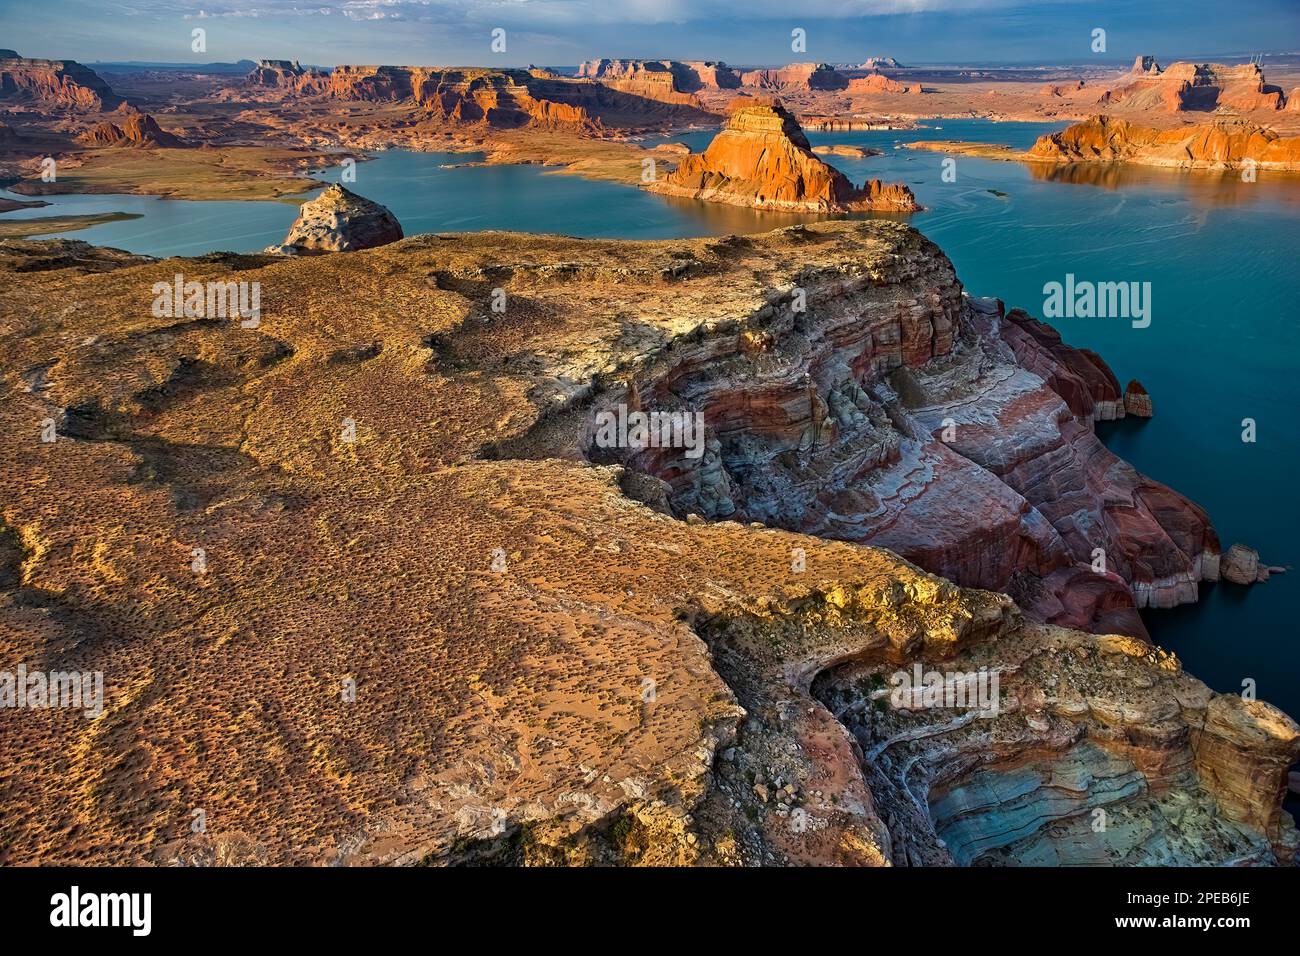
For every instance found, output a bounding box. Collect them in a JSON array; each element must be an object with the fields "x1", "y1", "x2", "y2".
[
  {"x1": 244, "y1": 61, "x2": 710, "y2": 131},
  {"x1": 1100, "y1": 59, "x2": 1287, "y2": 113},
  {"x1": 0, "y1": 50, "x2": 122, "y2": 110},
  {"x1": 1030, "y1": 115, "x2": 1300, "y2": 170}
]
